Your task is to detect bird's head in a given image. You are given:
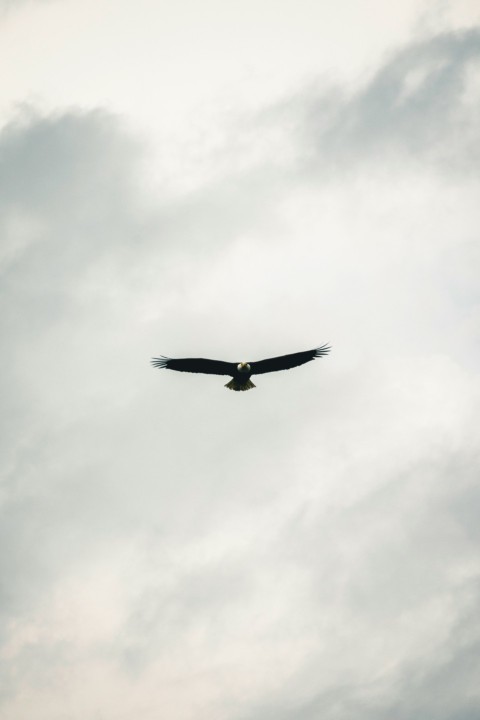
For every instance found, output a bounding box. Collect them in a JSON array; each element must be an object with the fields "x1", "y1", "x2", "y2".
[{"x1": 237, "y1": 362, "x2": 251, "y2": 373}]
